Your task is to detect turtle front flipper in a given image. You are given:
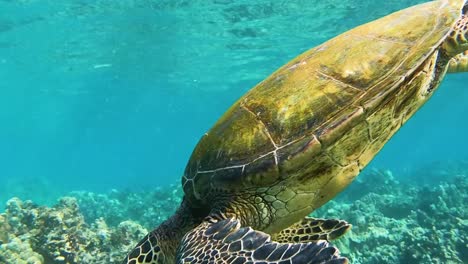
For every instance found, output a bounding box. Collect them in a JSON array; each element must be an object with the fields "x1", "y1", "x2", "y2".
[
  {"x1": 272, "y1": 217, "x2": 351, "y2": 243},
  {"x1": 176, "y1": 217, "x2": 348, "y2": 264},
  {"x1": 448, "y1": 51, "x2": 468, "y2": 73}
]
